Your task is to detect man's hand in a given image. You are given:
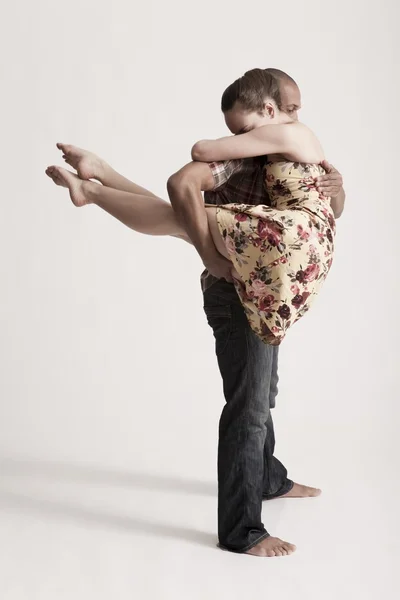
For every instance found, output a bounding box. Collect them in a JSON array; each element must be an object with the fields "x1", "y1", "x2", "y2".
[
  {"x1": 315, "y1": 159, "x2": 345, "y2": 219},
  {"x1": 204, "y1": 254, "x2": 234, "y2": 283},
  {"x1": 315, "y1": 160, "x2": 343, "y2": 198}
]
